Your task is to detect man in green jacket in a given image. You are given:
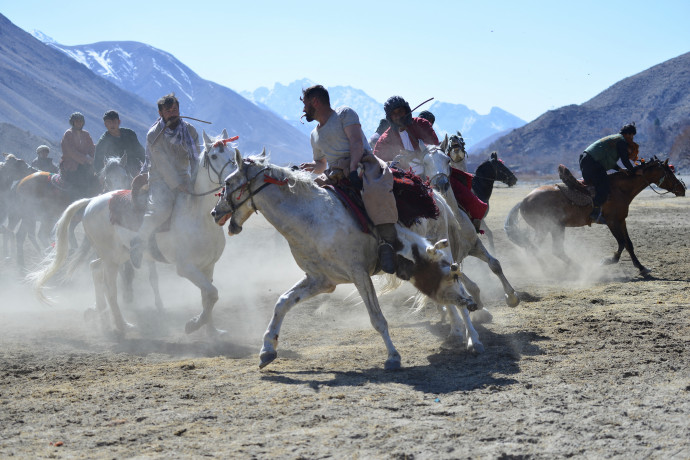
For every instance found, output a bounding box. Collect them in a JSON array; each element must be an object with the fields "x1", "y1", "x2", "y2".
[{"x1": 579, "y1": 123, "x2": 637, "y2": 224}]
